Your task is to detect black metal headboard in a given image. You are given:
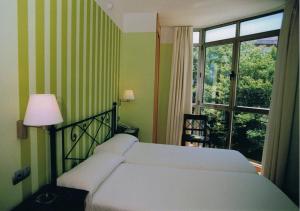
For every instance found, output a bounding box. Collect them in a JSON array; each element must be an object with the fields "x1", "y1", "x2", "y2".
[{"x1": 51, "y1": 102, "x2": 117, "y2": 183}]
